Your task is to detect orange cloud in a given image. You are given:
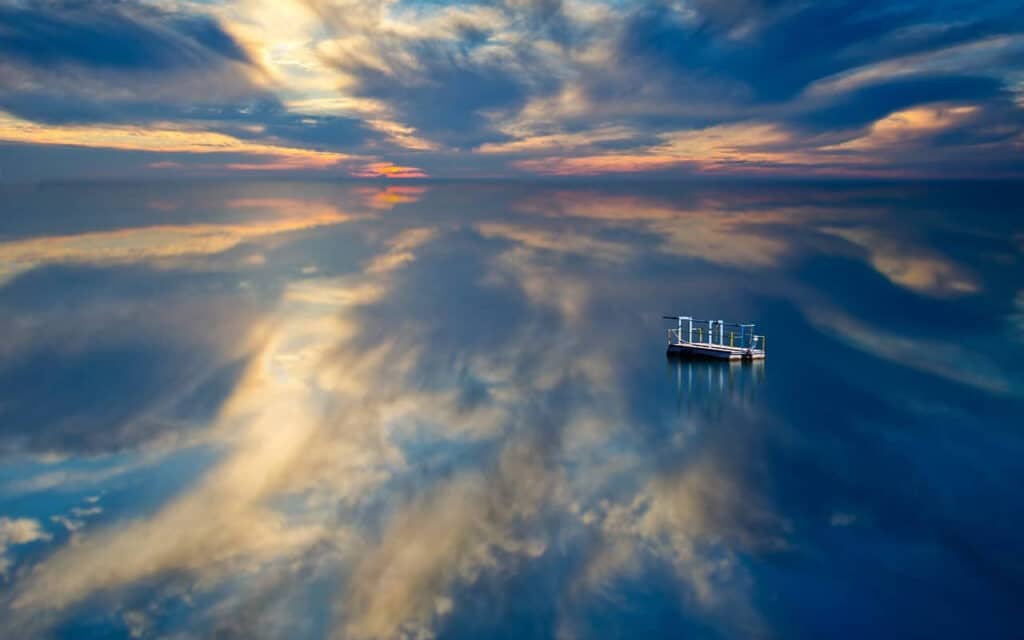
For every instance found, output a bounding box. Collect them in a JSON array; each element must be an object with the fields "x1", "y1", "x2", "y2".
[
  {"x1": 515, "y1": 154, "x2": 684, "y2": 176},
  {"x1": 476, "y1": 222, "x2": 632, "y2": 263},
  {"x1": 0, "y1": 199, "x2": 354, "y2": 285},
  {"x1": 513, "y1": 191, "x2": 795, "y2": 267},
  {"x1": 351, "y1": 162, "x2": 428, "y2": 179},
  {"x1": 354, "y1": 186, "x2": 429, "y2": 209},
  {"x1": 0, "y1": 112, "x2": 350, "y2": 170},
  {"x1": 823, "y1": 104, "x2": 979, "y2": 152},
  {"x1": 511, "y1": 123, "x2": 828, "y2": 176},
  {"x1": 821, "y1": 226, "x2": 979, "y2": 296},
  {"x1": 478, "y1": 126, "x2": 638, "y2": 154}
]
